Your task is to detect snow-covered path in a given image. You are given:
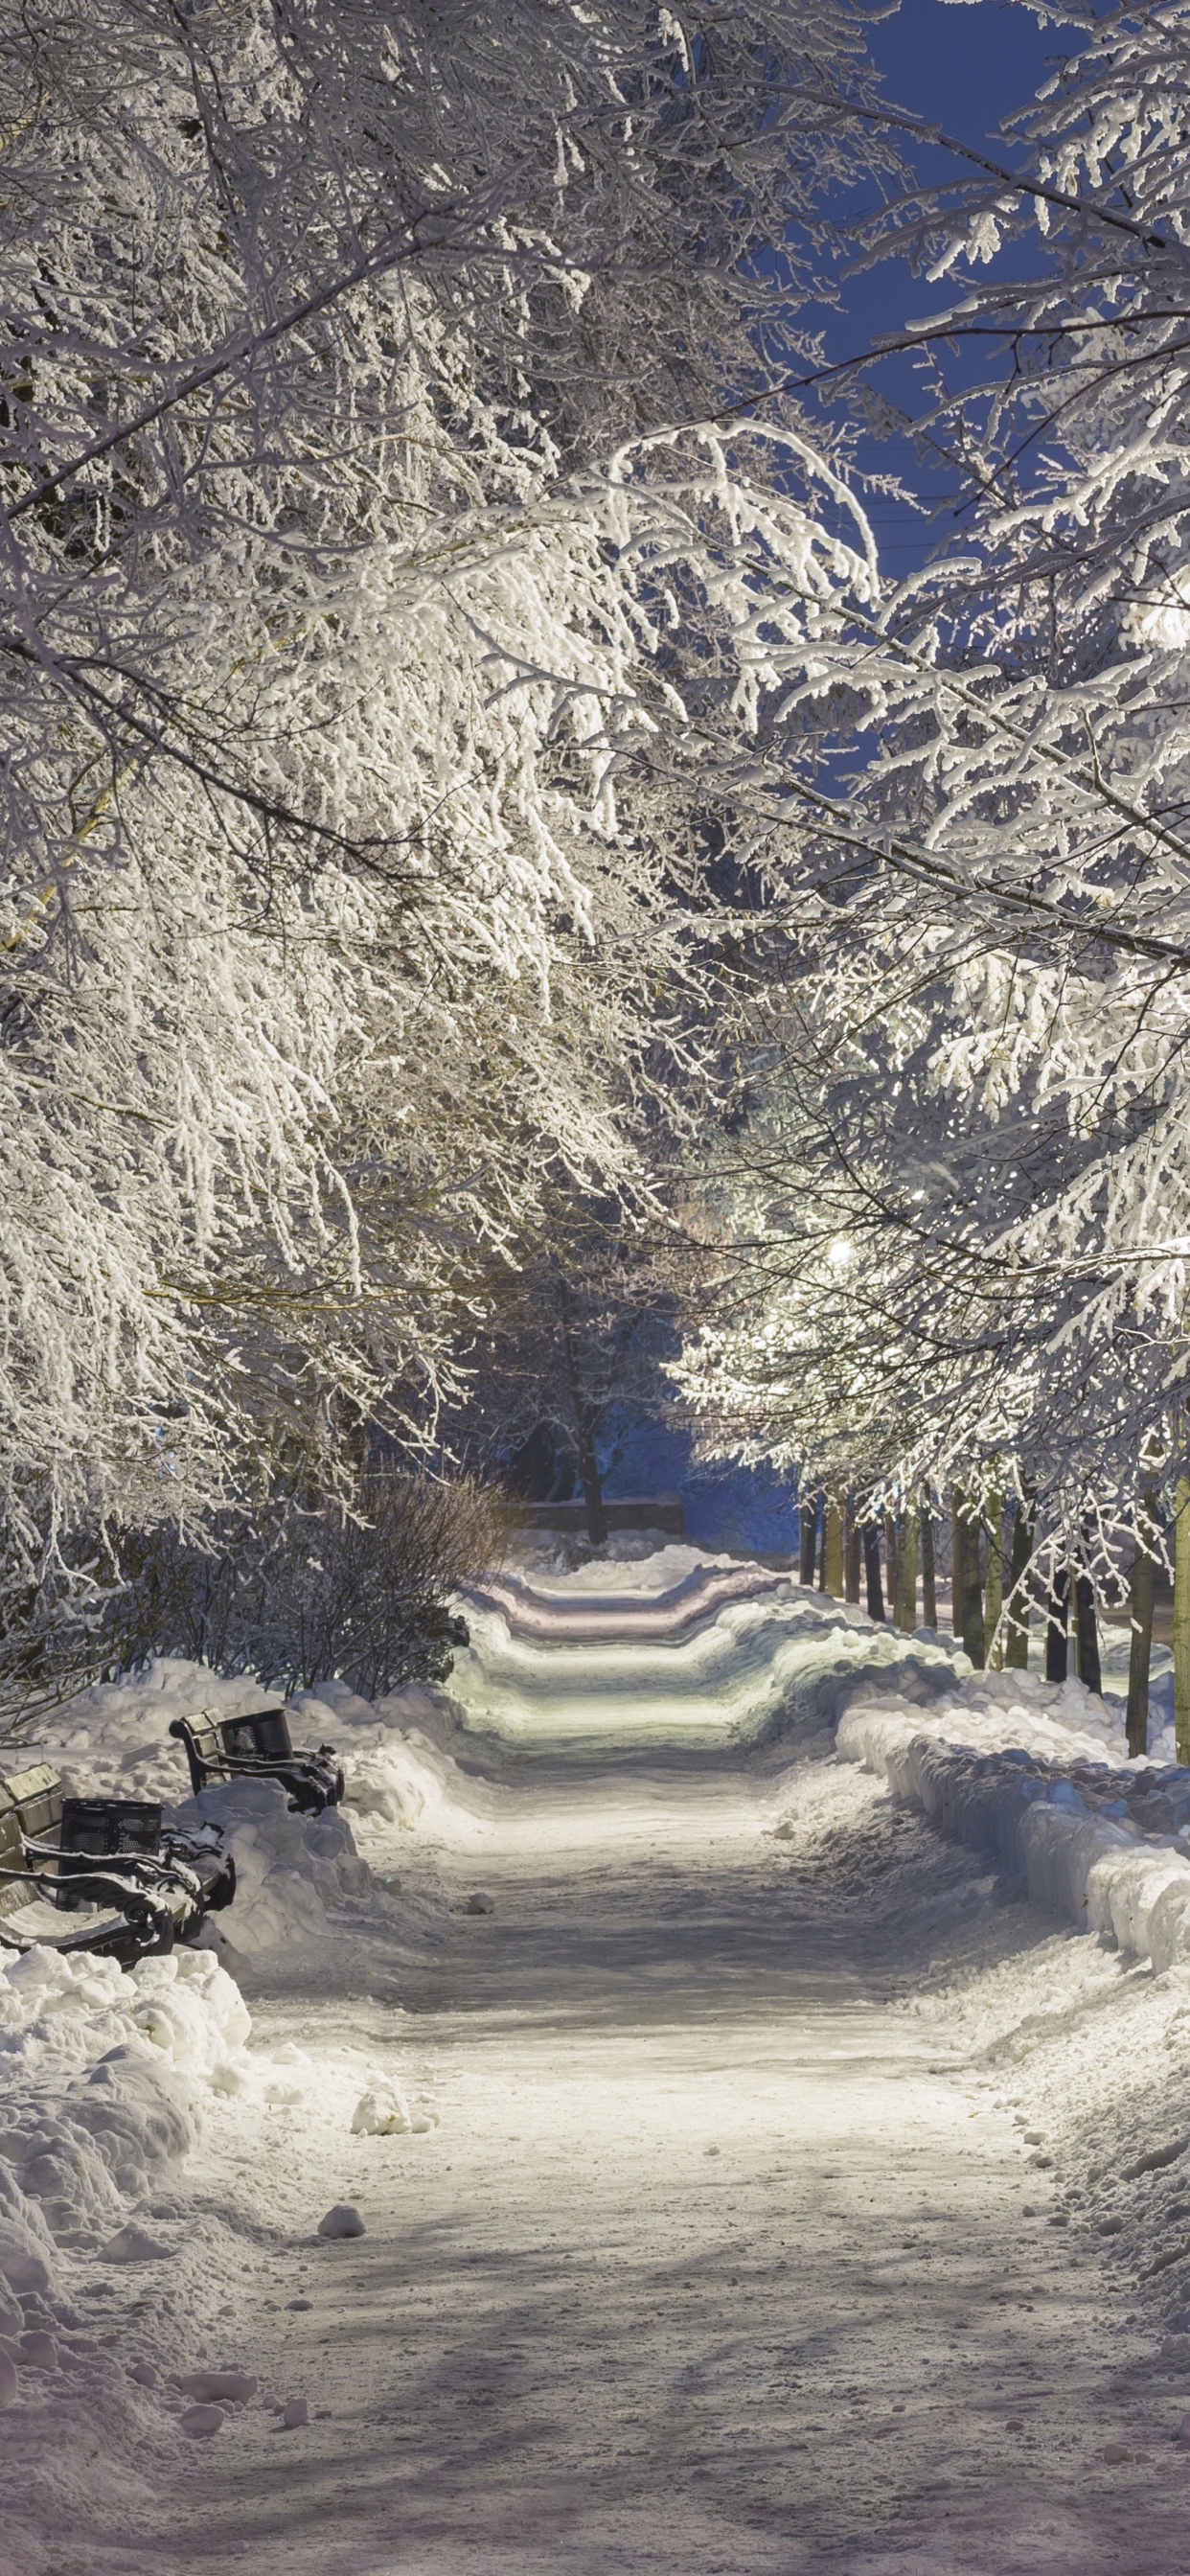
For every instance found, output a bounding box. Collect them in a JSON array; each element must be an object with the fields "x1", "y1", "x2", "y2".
[{"x1": 128, "y1": 1570, "x2": 1190, "y2": 2576}]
